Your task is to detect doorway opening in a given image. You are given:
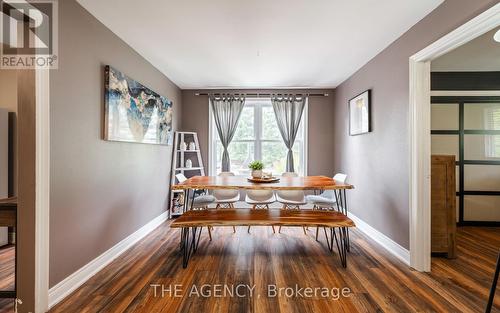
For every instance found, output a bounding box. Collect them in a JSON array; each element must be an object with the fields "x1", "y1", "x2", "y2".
[{"x1": 409, "y1": 3, "x2": 500, "y2": 272}]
